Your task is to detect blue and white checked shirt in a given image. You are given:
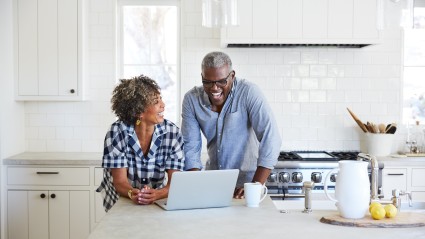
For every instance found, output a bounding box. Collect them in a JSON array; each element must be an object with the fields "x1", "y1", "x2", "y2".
[
  {"x1": 96, "y1": 119, "x2": 185, "y2": 211},
  {"x1": 181, "y1": 78, "x2": 281, "y2": 187}
]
